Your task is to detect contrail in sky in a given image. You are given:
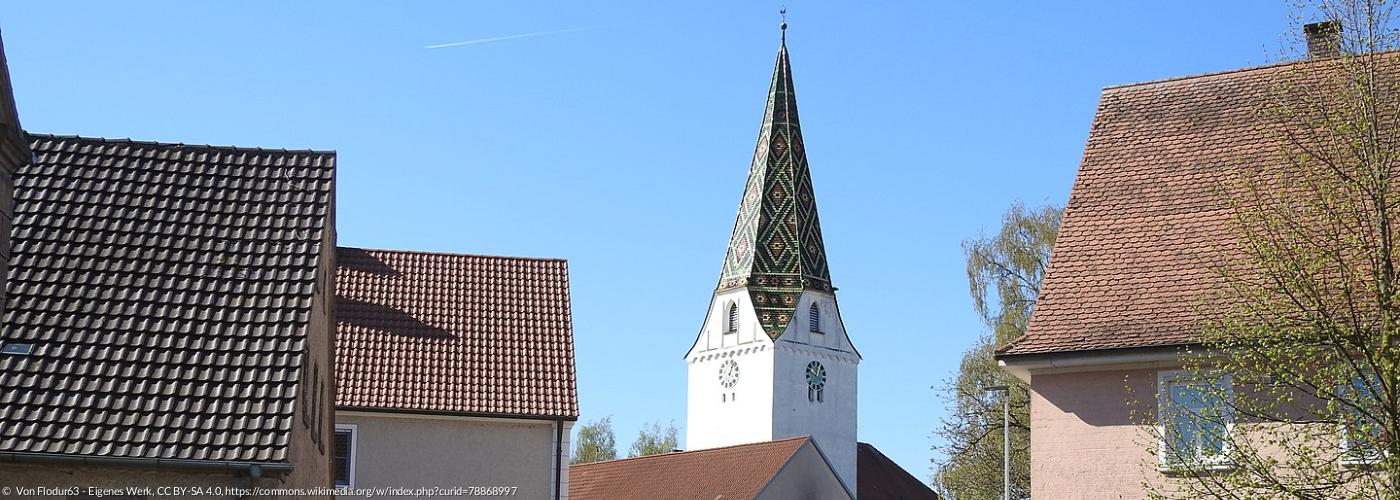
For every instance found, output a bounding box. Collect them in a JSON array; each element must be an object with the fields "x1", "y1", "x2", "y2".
[{"x1": 425, "y1": 26, "x2": 600, "y2": 49}]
